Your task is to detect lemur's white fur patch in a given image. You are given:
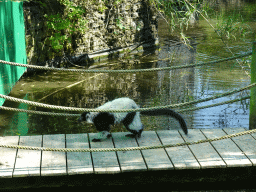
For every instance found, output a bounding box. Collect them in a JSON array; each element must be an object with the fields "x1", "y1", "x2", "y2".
[
  {"x1": 86, "y1": 97, "x2": 142, "y2": 131},
  {"x1": 78, "y1": 97, "x2": 188, "y2": 142}
]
